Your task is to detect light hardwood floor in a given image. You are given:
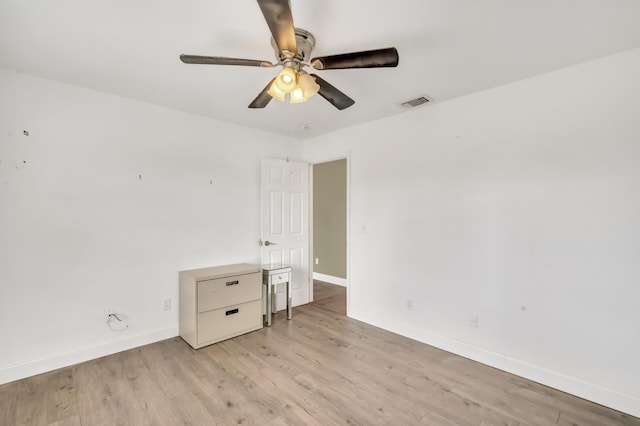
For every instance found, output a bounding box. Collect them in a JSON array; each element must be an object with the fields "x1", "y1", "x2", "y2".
[
  {"x1": 312, "y1": 280, "x2": 346, "y2": 316},
  {"x1": 1, "y1": 292, "x2": 638, "y2": 425}
]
